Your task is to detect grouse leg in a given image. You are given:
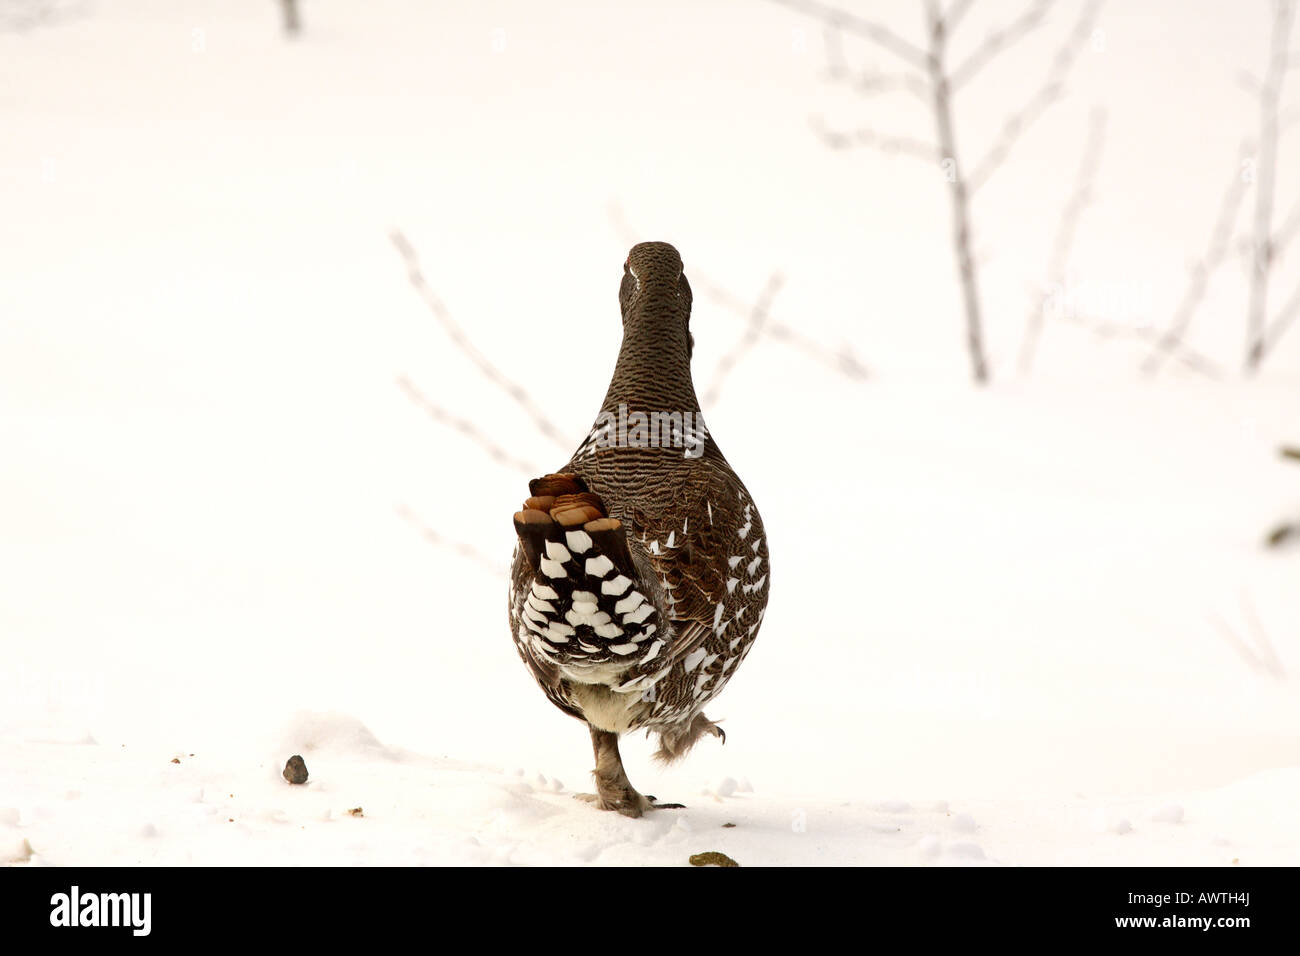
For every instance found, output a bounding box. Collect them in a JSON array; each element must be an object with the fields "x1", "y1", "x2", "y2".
[{"x1": 574, "y1": 725, "x2": 684, "y2": 817}]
